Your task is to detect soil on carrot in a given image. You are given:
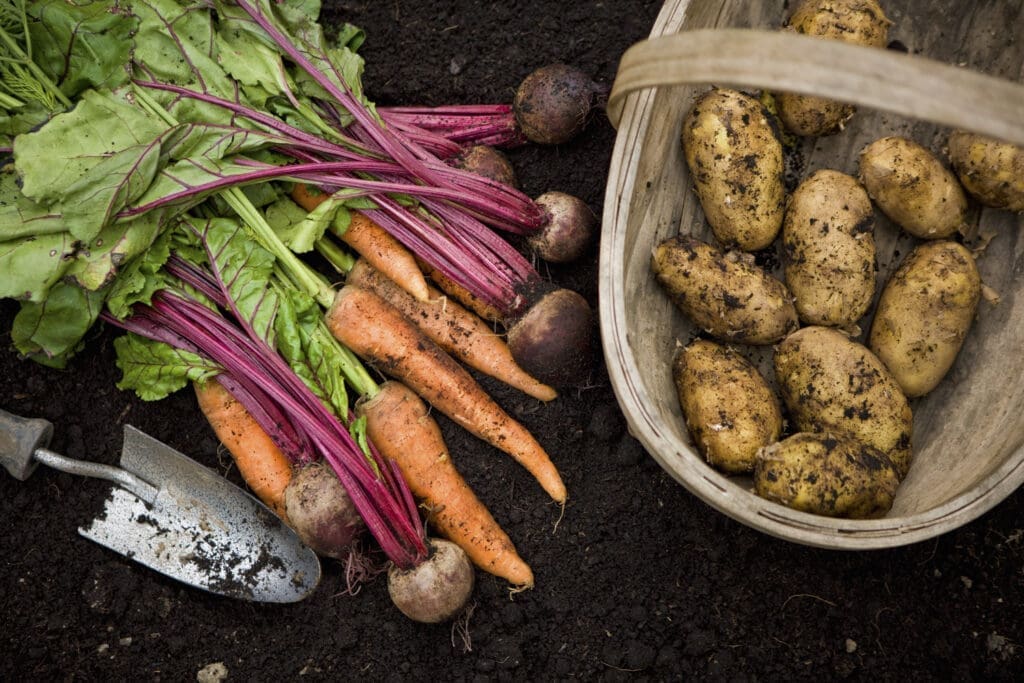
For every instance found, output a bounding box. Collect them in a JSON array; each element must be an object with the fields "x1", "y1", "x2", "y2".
[{"x1": 2, "y1": 2, "x2": 1022, "y2": 680}]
